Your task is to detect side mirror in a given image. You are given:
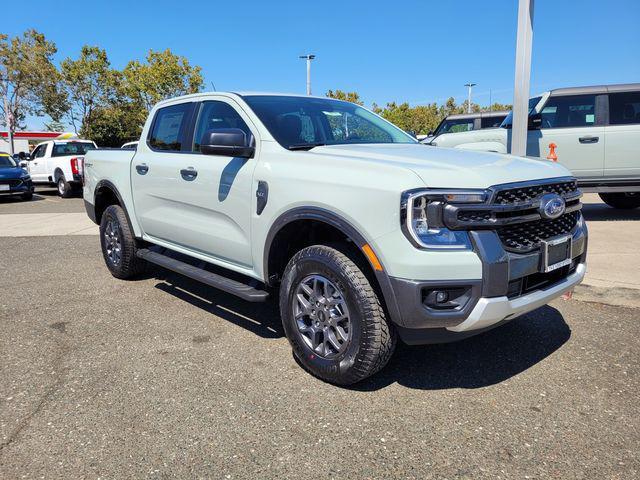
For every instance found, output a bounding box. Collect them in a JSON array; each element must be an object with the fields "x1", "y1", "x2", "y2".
[
  {"x1": 200, "y1": 128, "x2": 255, "y2": 158},
  {"x1": 19, "y1": 160, "x2": 28, "y2": 168},
  {"x1": 528, "y1": 112, "x2": 542, "y2": 130},
  {"x1": 427, "y1": 130, "x2": 434, "y2": 136}
]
